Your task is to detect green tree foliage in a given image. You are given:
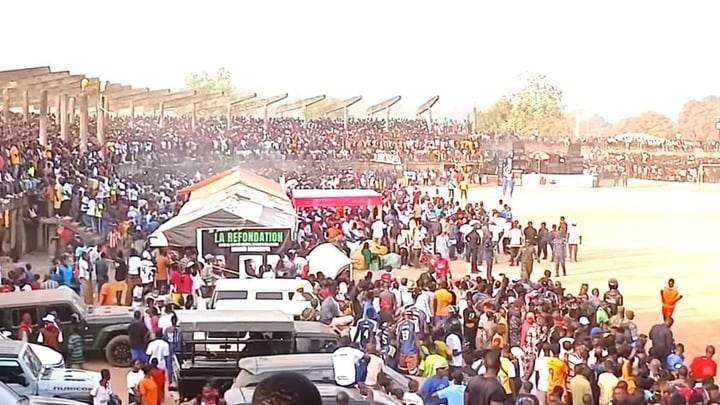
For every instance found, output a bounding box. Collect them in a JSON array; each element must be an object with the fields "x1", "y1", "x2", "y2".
[
  {"x1": 475, "y1": 74, "x2": 566, "y2": 136},
  {"x1": 613, "y1": 111, "x2": 676, "y2": 139},
  {"x1": 303, "y1": 97, "x2": 348, "y2": 119},
  {"x1": 475, "y1": 99, "x2": 513, "y2": 132},
  {"x1": 184, "y1": 67, "x2": 235, "y2": 94},
  {"x1": 677, "y1": 96, "x2": 720, "y2": 140}
]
